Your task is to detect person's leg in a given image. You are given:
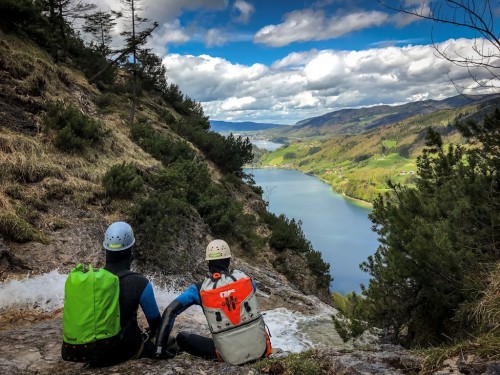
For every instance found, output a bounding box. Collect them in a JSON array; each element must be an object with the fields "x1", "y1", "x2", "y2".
[{"x1": 176, "y1": 331, "x2": 218, "y2": 360}]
